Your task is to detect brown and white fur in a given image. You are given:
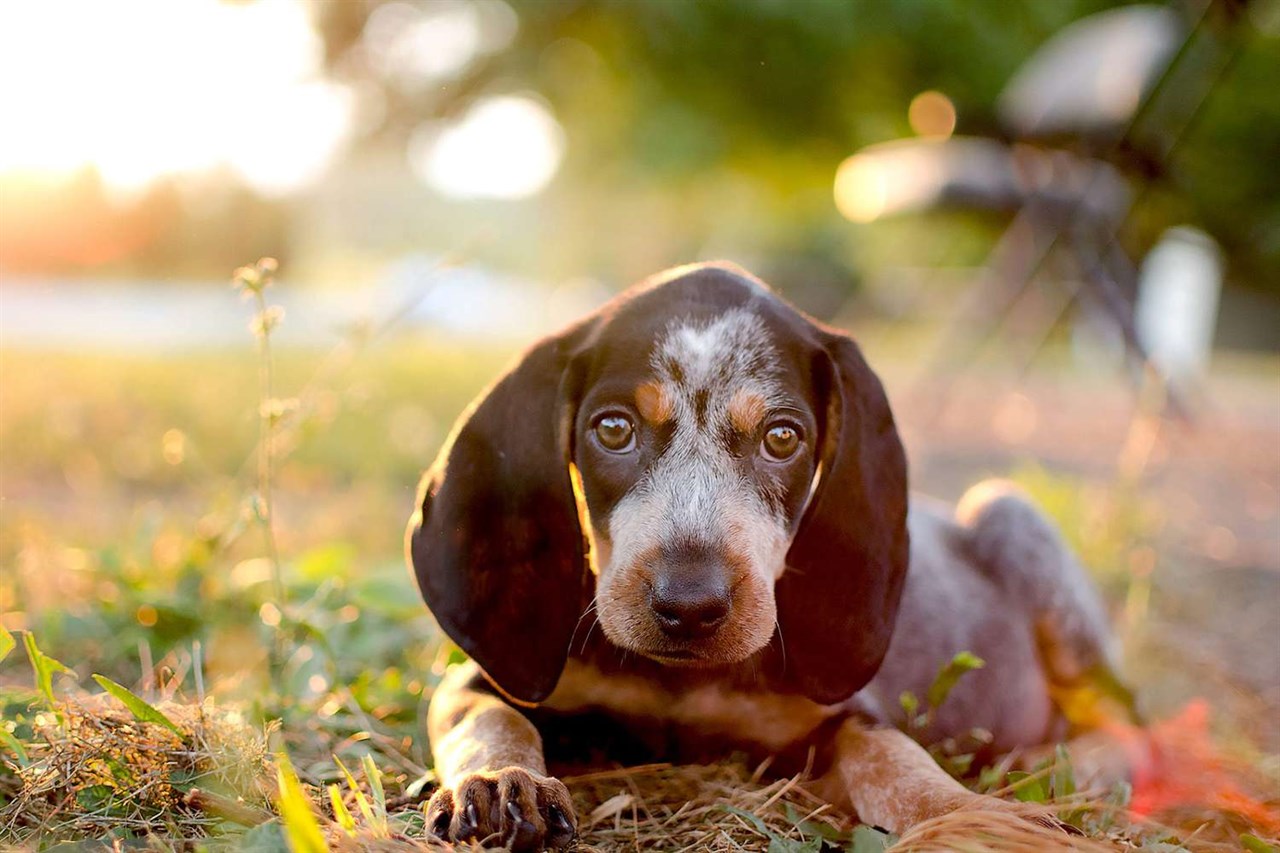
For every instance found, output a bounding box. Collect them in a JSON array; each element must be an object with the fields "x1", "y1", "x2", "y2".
[{"x1": 407, "y1": 262, "x2": 1123, "y2": 850}]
